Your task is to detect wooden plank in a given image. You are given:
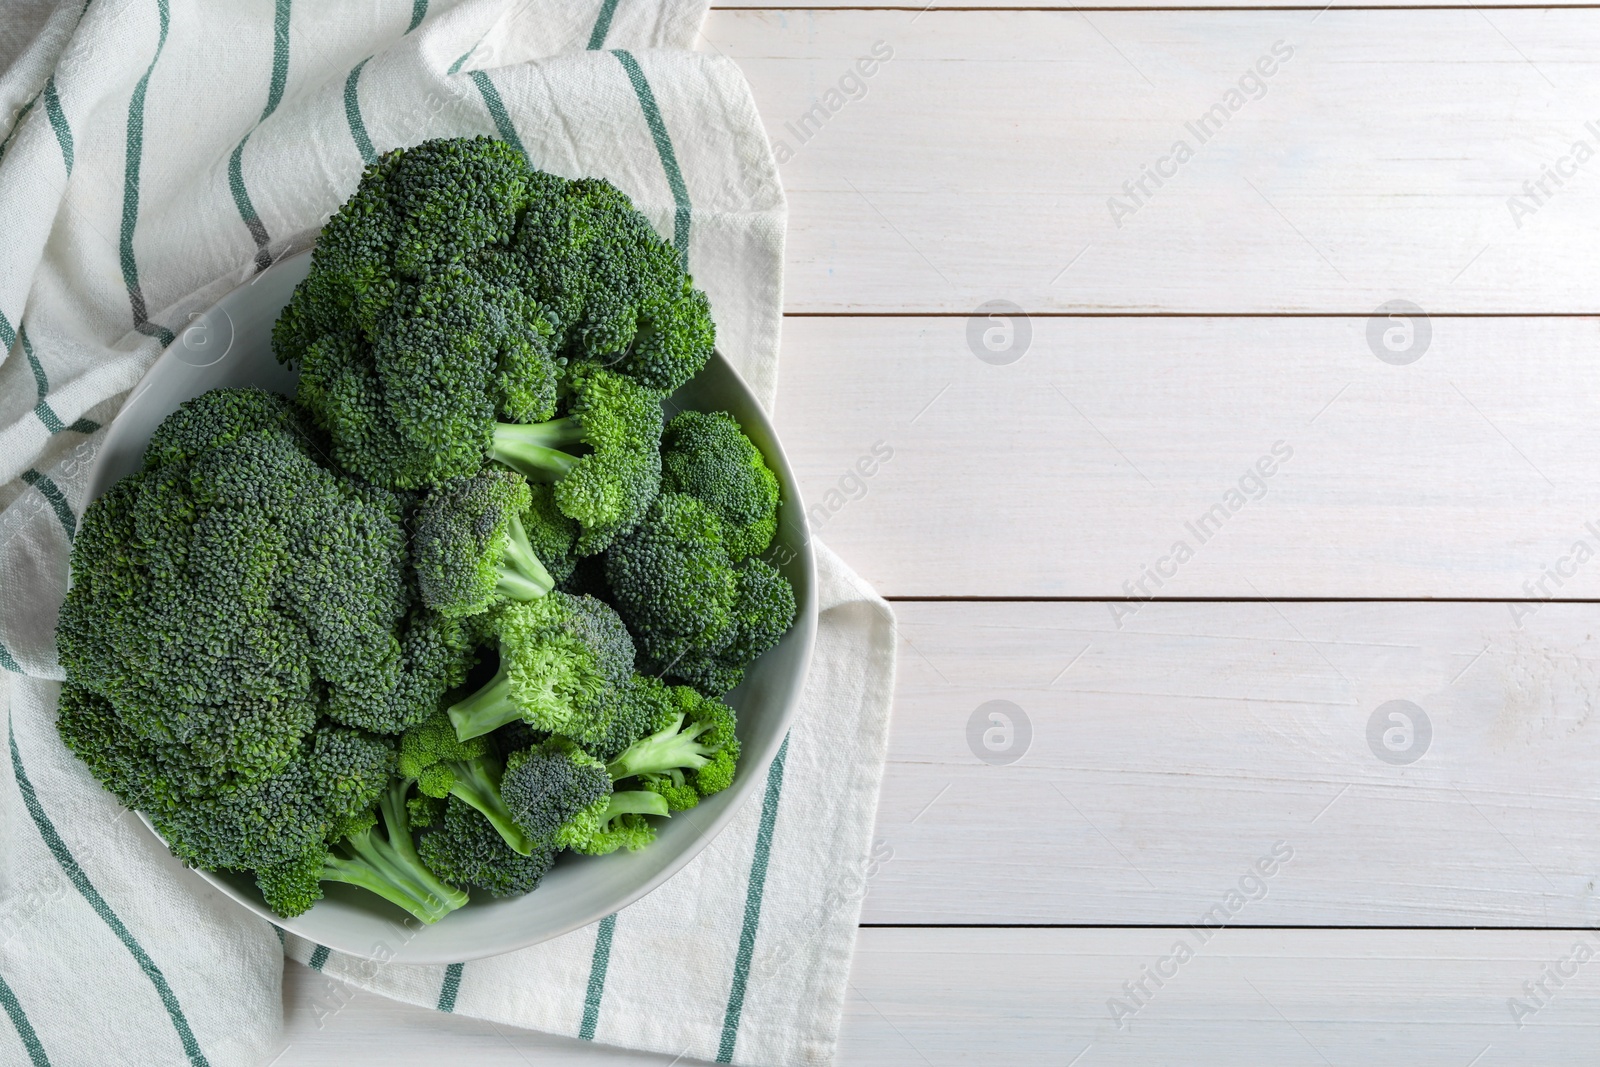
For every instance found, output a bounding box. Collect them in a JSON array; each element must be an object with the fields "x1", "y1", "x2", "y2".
[
  {"x1": 859, "y1": 600, "x2": 1600, "y2": 925},
  {"x1": 773, "y1": 314, "x2": 1600, "y2": 598},
  {"x1": 702, "y1": 9, "x2": 1600, "y2": 312},
  {"x1": 277, "y1": 929, "x2": 1600, "y2": 1064}
]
